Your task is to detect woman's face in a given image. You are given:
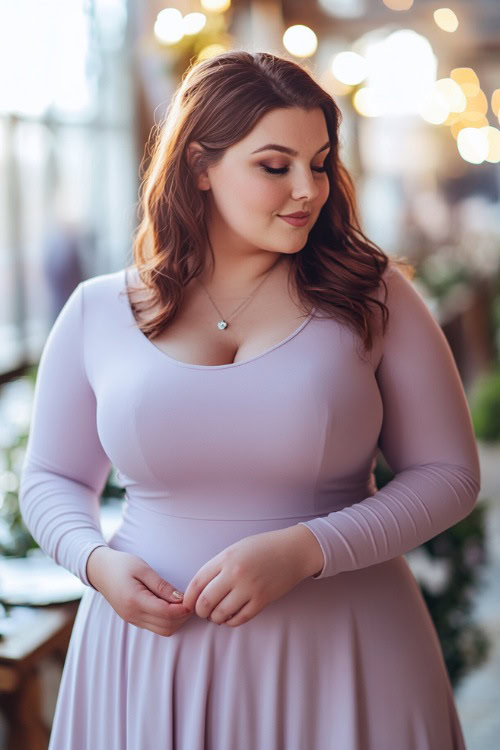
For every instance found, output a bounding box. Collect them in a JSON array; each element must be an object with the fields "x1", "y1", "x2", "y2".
[{"x1": 192, "y1": 107, "x2": 331, "y2": 256}]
